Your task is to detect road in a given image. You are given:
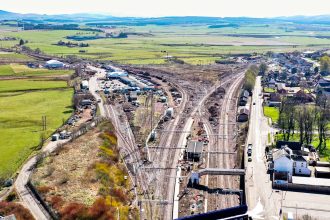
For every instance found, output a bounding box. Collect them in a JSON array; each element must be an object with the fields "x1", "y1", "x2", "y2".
[
  {"x1": 14, "y1": 139, "x2": 68, "y2": 220},
  {"x1": 246, "y1": 76, "x2": 330, "y2": 220}
]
